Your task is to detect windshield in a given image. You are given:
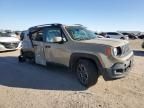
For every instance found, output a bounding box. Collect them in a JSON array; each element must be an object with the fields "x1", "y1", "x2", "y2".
[
  {"x1": 66, "y1": 26, "x2": 97, "y2": 41},
  {"x1": 0, "y1": 32, "x2": 11, "y2": 37}
]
